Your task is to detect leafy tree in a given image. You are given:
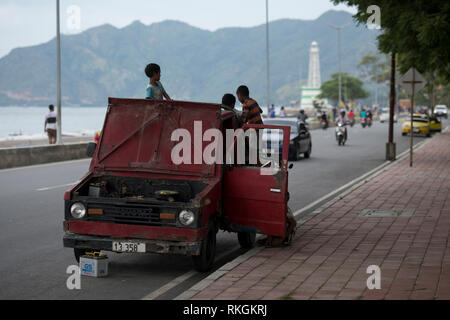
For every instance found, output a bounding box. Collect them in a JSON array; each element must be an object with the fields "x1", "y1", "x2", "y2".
[
  {"x1": 332, "y1": 0, "x2": 449, "y2": 114},
  {"x1": 318, "y1": 73, "x2": 369, "y2": 104},
  {"x1": 331, "y1": 0, "x2": 450, "y2": 81},
  {"x1": 358, "y1": 53, "x2": 389, "y2": 84}
]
